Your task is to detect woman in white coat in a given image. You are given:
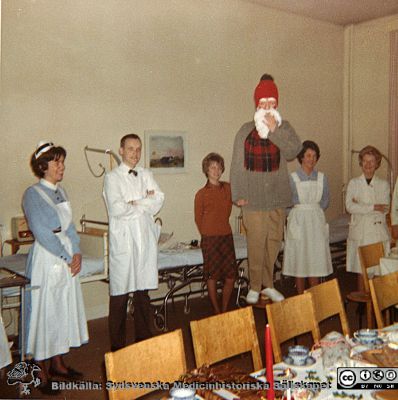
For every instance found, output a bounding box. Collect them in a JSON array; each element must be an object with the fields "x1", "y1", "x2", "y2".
[
  {"x1": 23, "y1": 142, "x2": 88, "y2": 394},
  {"x1": 346, "y1": 145, "x2": 390, "y2": 291},
  {"x1": 283, "y1": 140, "x2": 332, "y2": 294}
]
